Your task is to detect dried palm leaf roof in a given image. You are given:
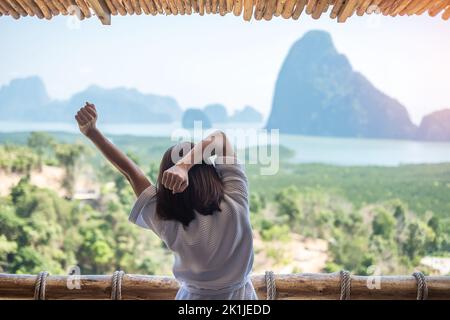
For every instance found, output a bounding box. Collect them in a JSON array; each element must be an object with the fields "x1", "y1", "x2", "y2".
[{"x1": 0, "y1": 0, "x2": 449, "y2": 25}]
